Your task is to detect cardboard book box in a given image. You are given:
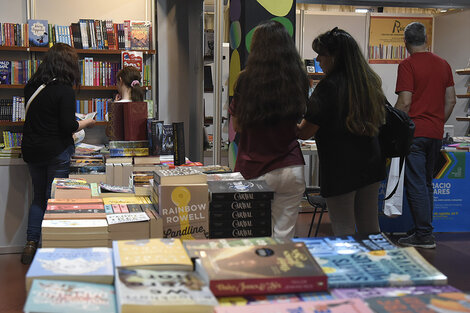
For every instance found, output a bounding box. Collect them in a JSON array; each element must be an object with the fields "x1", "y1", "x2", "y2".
[{"x1": 157, "y1": 184, "x2": 209, "y2": 239}]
